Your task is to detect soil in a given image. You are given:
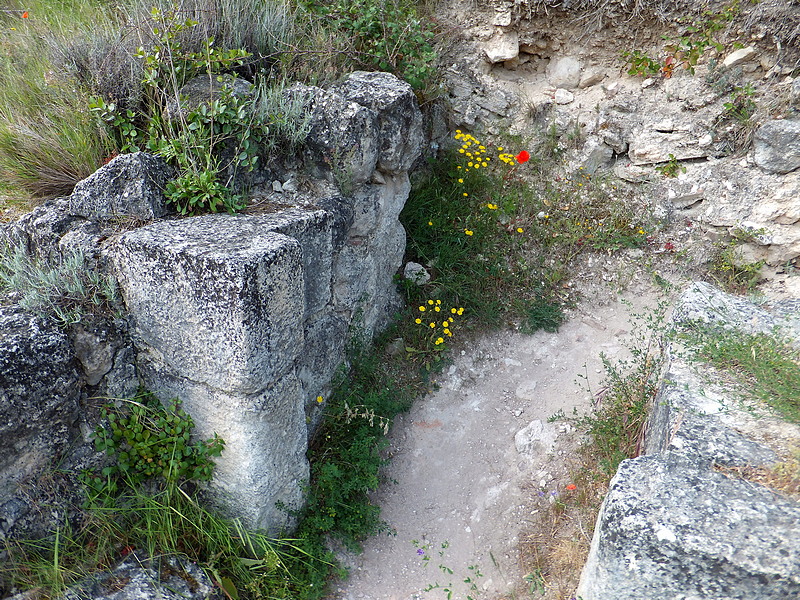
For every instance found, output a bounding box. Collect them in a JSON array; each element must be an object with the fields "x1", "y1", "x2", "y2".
[{"x1": 332, "y1": 277, "x2": 663, "y2": 600}]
